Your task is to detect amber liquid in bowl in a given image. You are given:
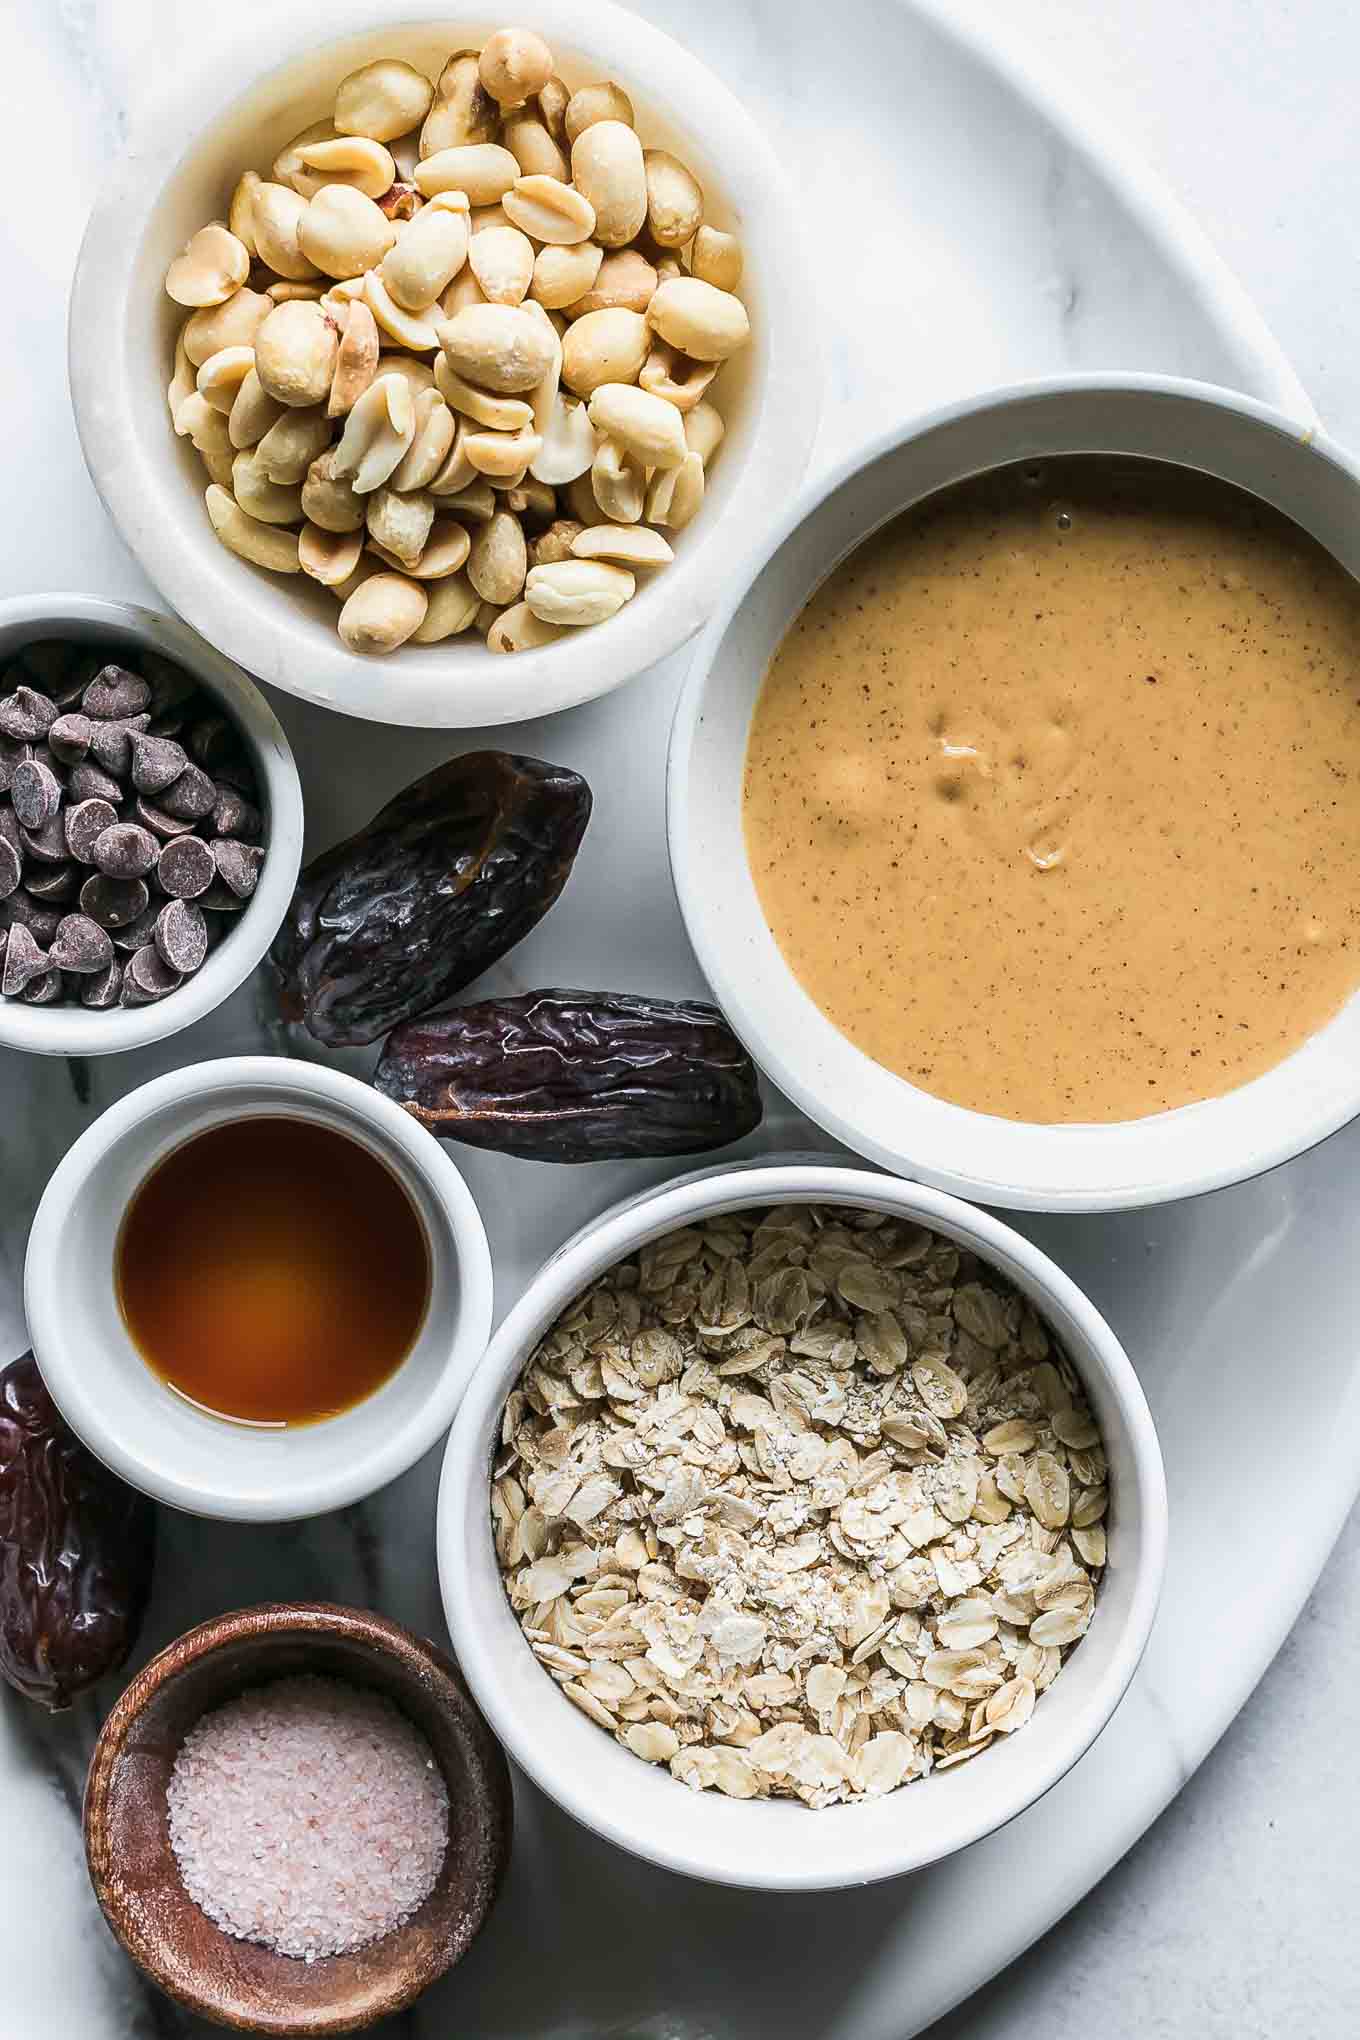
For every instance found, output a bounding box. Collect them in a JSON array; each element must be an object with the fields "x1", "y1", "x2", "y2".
[
  {"x1": 116, "y1": 1117, "x2": 431, "y2": 1426},
  {"x1": 743, "y1": 457, "x2": 1360, "y2": 1123}
]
